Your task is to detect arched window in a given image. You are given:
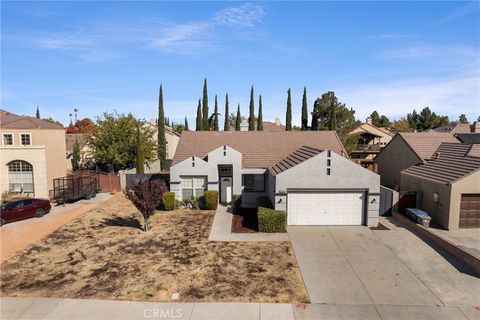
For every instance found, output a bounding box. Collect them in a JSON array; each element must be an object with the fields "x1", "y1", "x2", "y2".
[{"x1": 8, "y1": 160, "x2": 34, "y2": 193}]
